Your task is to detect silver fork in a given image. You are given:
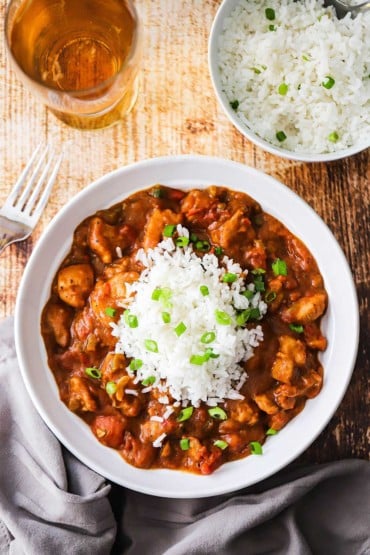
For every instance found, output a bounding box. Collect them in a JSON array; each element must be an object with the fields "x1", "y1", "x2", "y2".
[{"x1": 0, "y1": 144, "x2": 63, "y2": 255}]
